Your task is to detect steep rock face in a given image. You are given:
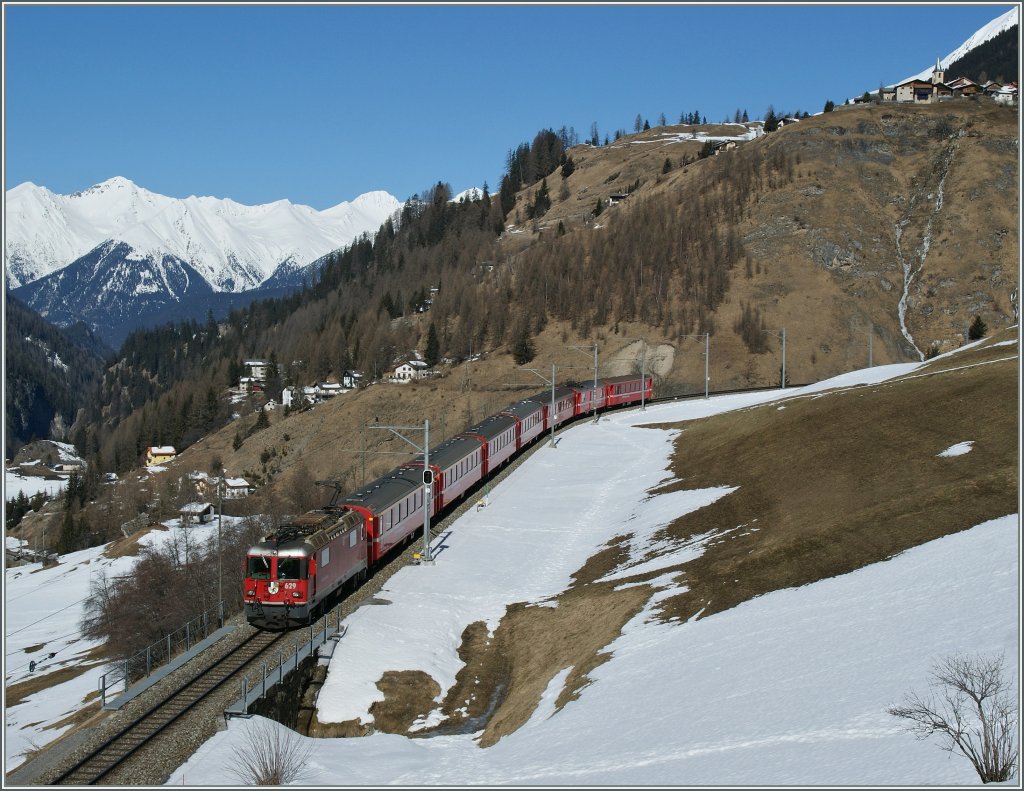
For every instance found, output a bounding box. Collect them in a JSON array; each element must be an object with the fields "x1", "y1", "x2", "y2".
[{"x1": 735, "y1": 101, "x2": 1018, "y2": 363}]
